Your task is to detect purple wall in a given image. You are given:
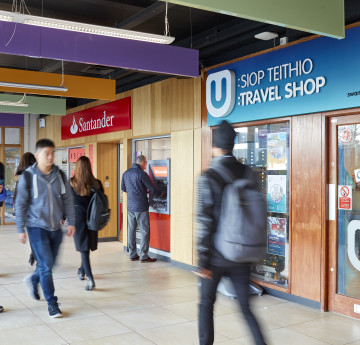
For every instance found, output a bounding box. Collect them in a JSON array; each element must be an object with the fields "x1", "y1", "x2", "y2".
[
  {"x1": 0, "y1": 113, "x2": 24, "y2": 127},
  {"x1": 0, "y1": 22, "x2": 199, "y2": 77}
]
